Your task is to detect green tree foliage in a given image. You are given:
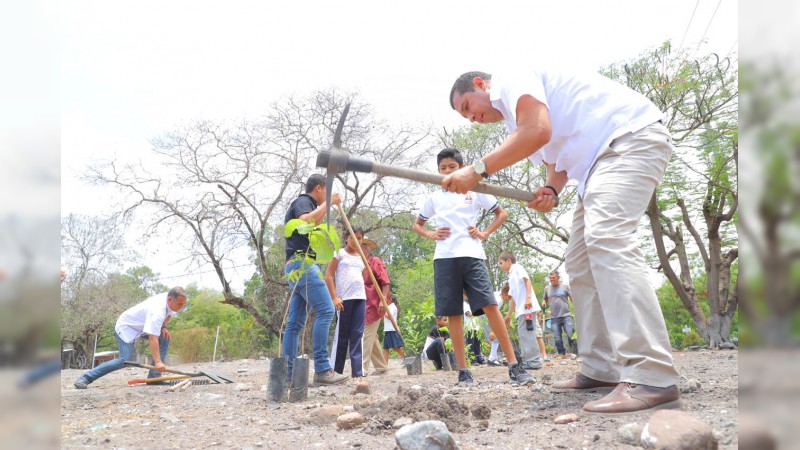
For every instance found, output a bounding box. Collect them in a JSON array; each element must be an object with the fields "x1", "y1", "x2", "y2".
[
  {"x1": 168, "y1": 287, "x2": 272, "y2": 362},
  {"x1": 391, "y1": 258, "x2": 436, "y2": 353},
  {"x1": 603, "y1": 41, "x2": 739, "y2": 348}
]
